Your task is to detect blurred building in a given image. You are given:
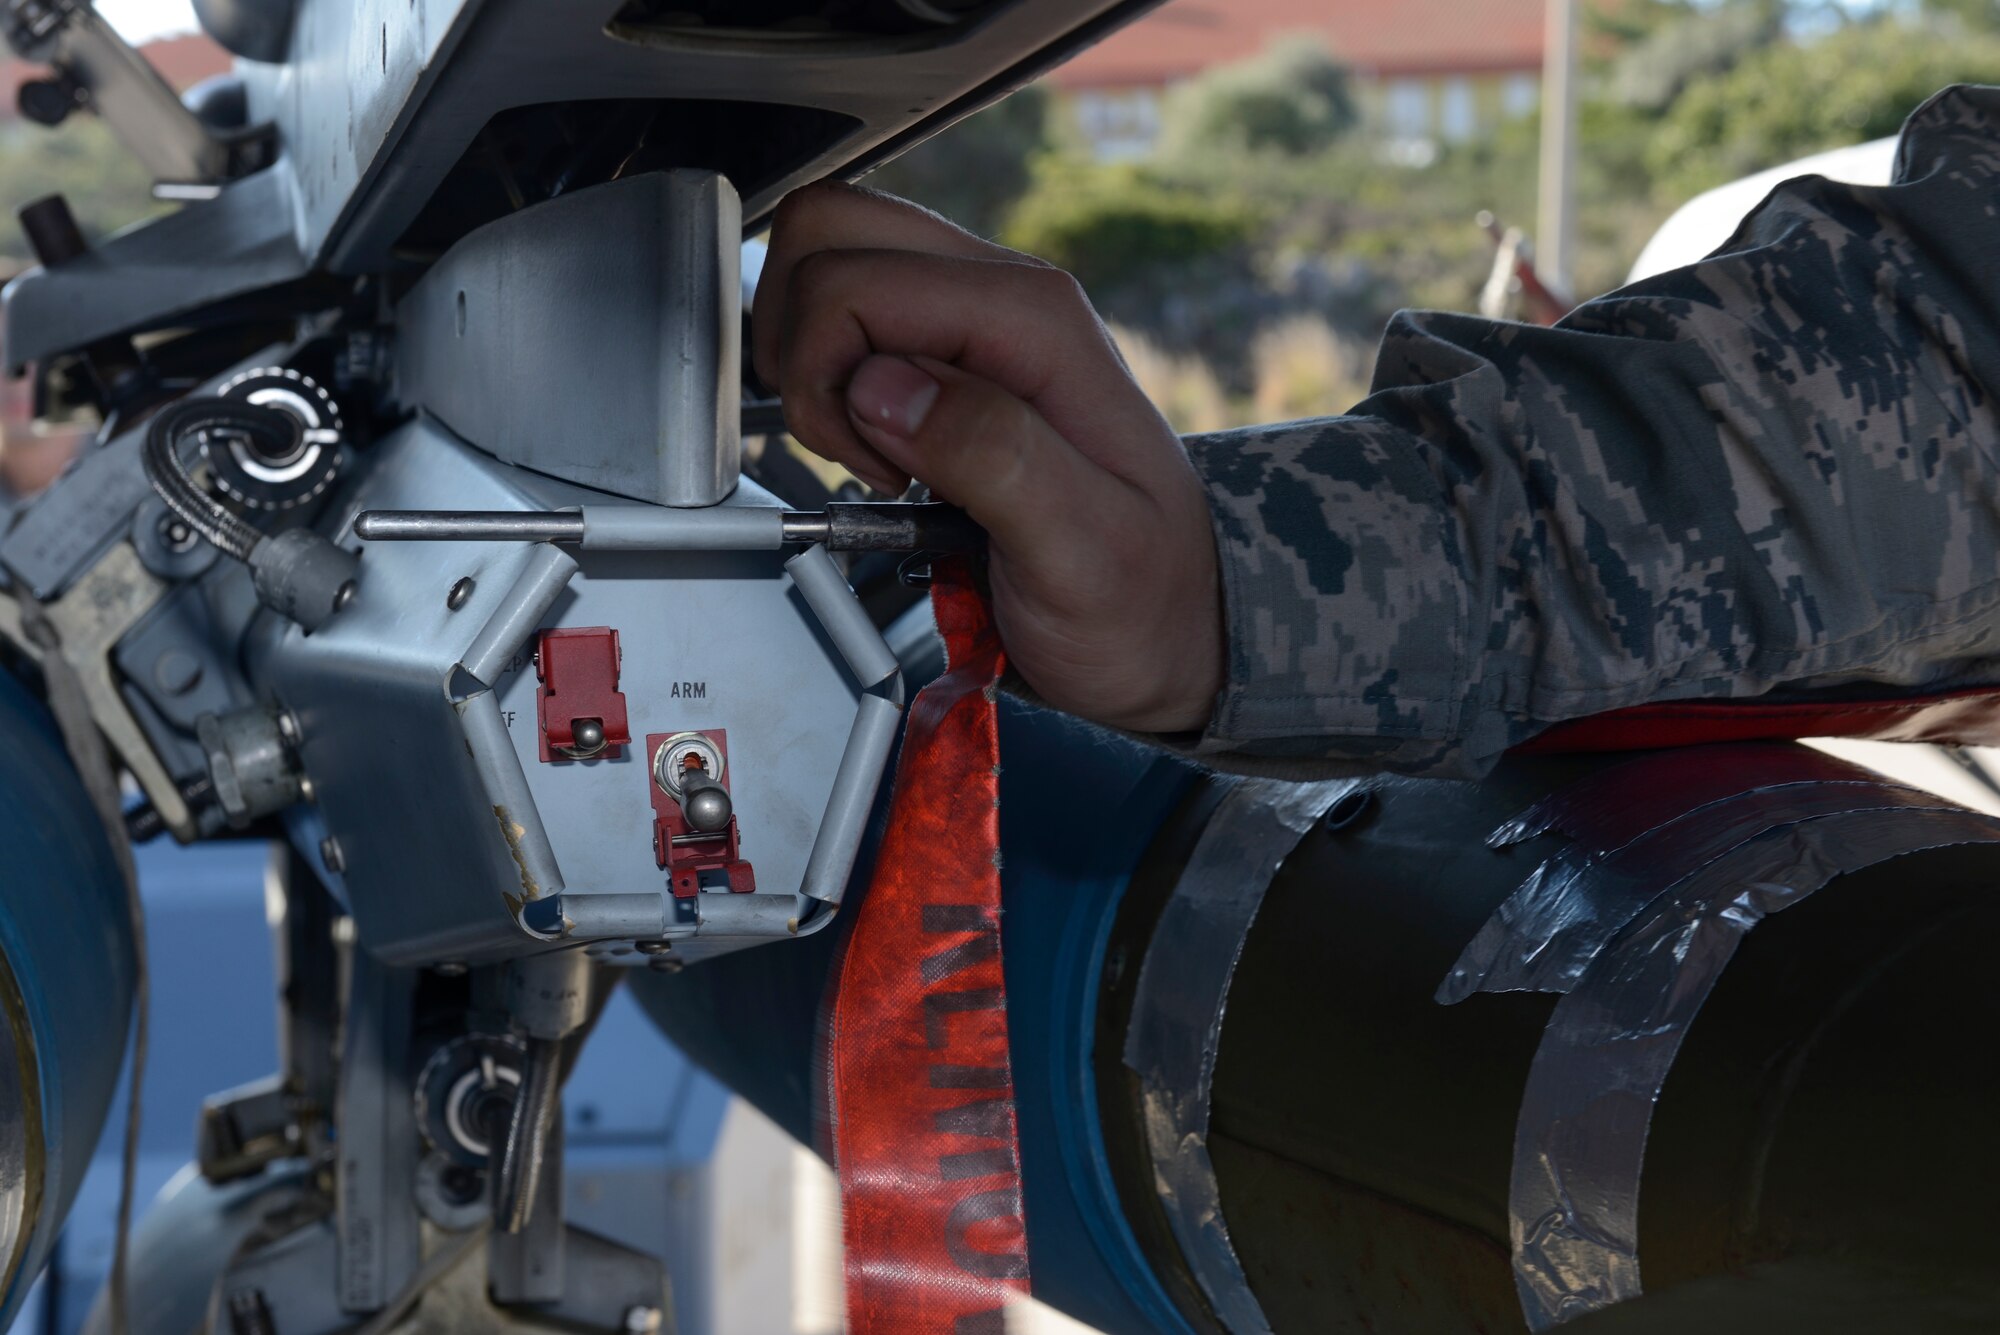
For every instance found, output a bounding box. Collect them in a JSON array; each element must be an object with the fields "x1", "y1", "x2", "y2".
[{"x1": 1048, "y1": 0, "x2": 1546, "y2": 160}]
